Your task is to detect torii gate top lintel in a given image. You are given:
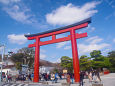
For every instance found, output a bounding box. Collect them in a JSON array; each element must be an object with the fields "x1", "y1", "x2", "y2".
[{"x1": 25, "y1": 17, "x2": 91, "y2": 39}]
